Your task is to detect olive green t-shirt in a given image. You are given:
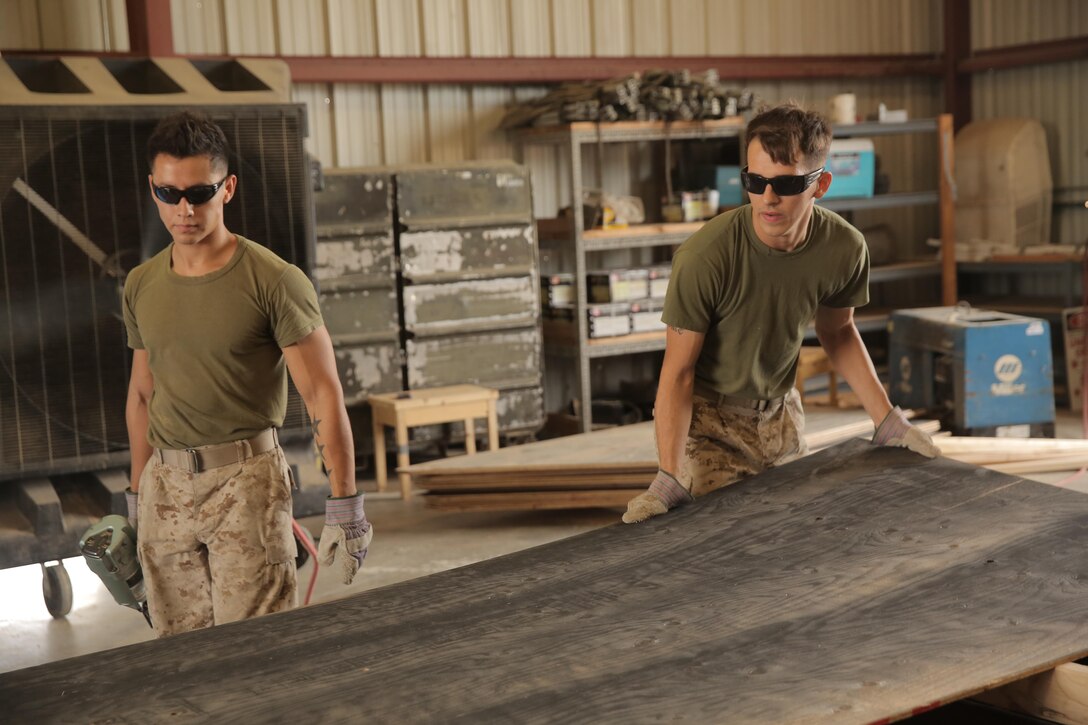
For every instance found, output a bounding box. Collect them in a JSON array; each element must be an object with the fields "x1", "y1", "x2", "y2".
[
  {"x1": 662, "y1": 204, "x2": 869, "y2": 400},
  {"x1": 123, "y1": 235, "x2": 323, "y2": 449}
]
